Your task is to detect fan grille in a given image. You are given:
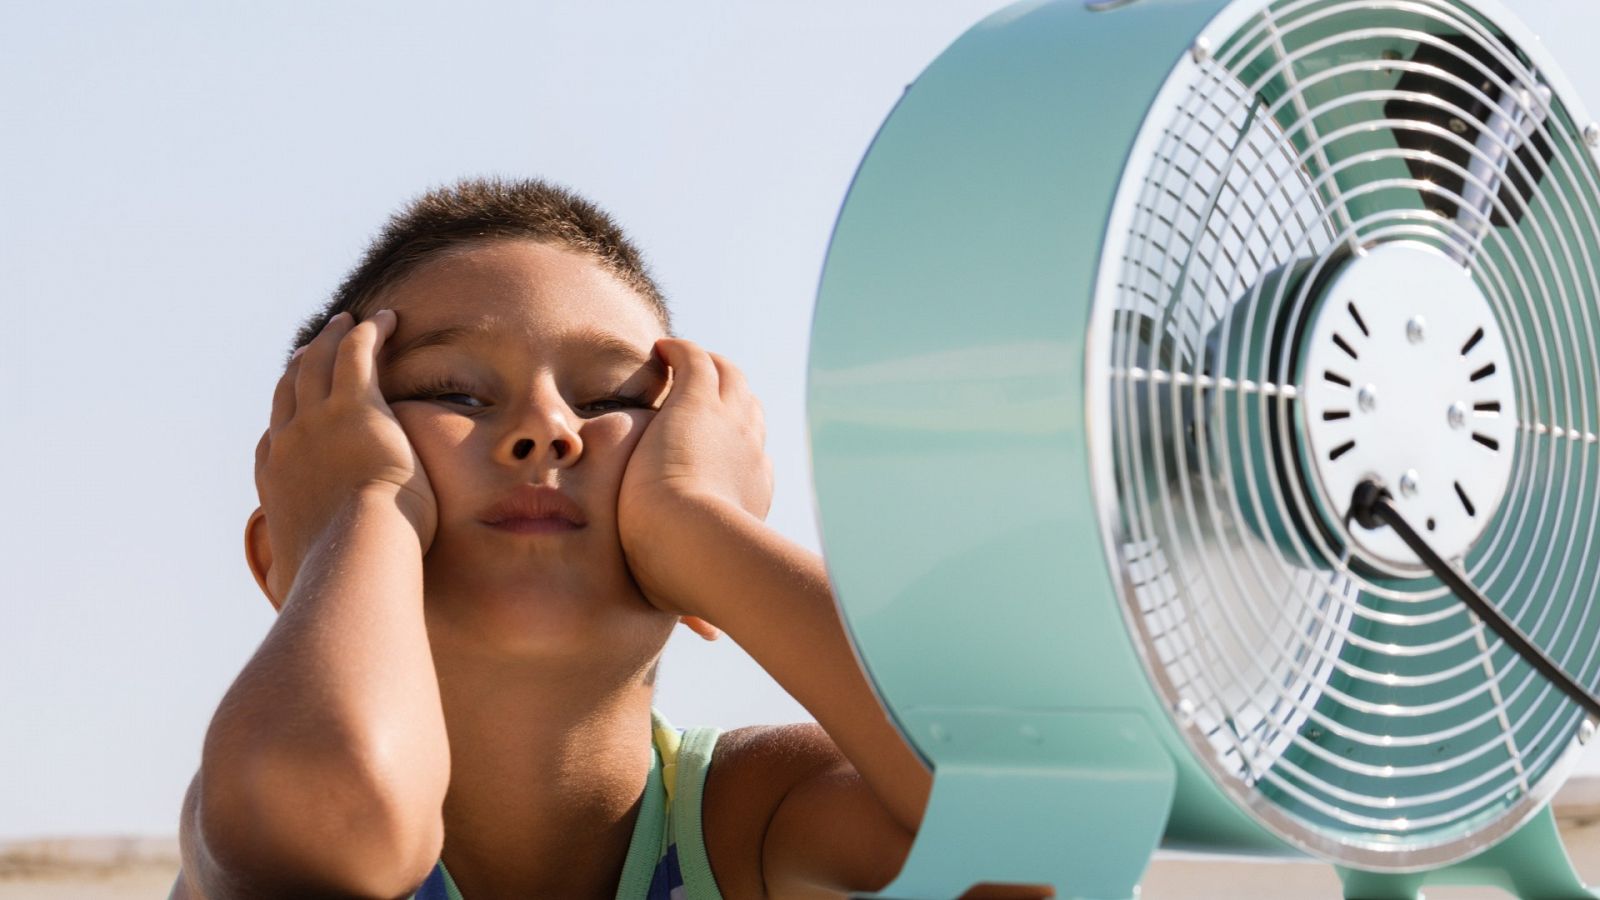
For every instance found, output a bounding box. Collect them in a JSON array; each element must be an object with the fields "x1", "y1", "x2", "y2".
[{"x1": 1102, "y1": 0, "x2": 1600, "y2": 864}]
